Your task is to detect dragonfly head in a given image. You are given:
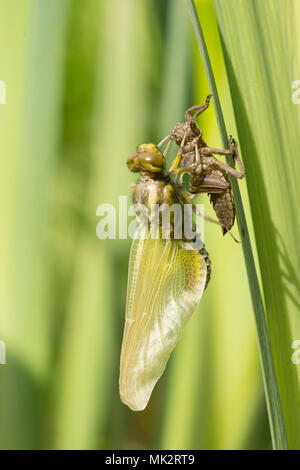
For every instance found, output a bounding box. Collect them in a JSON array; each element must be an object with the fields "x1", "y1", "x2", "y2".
[{"x1": 127, "y1": 143, "x2": 165, "y2": 174}]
